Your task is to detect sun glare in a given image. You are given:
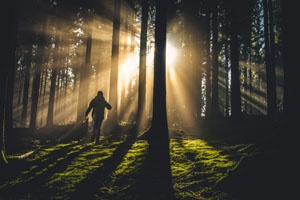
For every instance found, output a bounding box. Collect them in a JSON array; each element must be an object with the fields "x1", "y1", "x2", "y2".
[{"x1": 166, "y1": 42, "x2": 177, "y2": 68}]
